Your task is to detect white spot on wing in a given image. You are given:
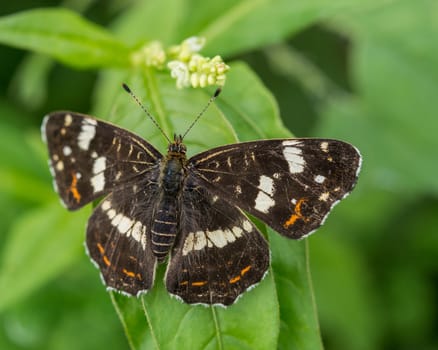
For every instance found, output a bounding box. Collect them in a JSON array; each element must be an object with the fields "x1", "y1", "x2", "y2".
[
  {"x1": 91, "y1": 173, "x2": 105, "y2": 193},
  {"x1": 254, "y1": 191, "x2": 275, "y2": 213},
  {"x1": 232, "y1": 226, "x2": 243, "y2": 238},
  {"x1": 91, "y1": 157, "x2": 106, "y2": 193},
  {"x1": 93, "y1": 156, "x2": 106, "y2": 174},
  {"x1": 117, "y1": 216, "x2": 133, "y2": 234},
  {"x1": 194, "y1": 231, "x2": 207, "y2": 250},
  {"x1": 254, "y1": 175, "x2": 276, "y2": 213},
  {"x1": 206, "y1": 230, "x2": 228, "y2": 248},
  {"x1": 111, "y1": 213, "x2": 123, "y2": 227},
  {"x1": 223, "y1": 229, "x2": 236, "y2": 243},
  {"x1": 105, "y1": 206, "x2": 146, "y2": 249},
  {"x1": 107, "y1": 209, "x2": 116, "y2": 219},
  {"x1": 182, "y1": 224, "x2": 249, "y2": 256},
  {"x1": 243, "y1": 220, "x2": 252, "y2": 232},
  {"x1": 282, "y1": 141, "x2": 305, "y2": 174},
  {"x1": 101, "y1": 200, "x2": 111, "y2": 211},
  {"x1": 258, "y1": 175, "x2": 274, "y2": 196},
  {"x1": 78, "y1": 119, "x2": 97, "y2": 150},
  {"x1": 183, "y1": 233, "x2": 194, "y2": 255},
  {"x1": 63, "y1": 146, "x2": 72, "y2": 156},
  {"x1": 314, "y1": 175, "x2": 326, "y2": 184},
  {"x1": 64, "y1": 114, "x2": 73, "y2": 126},
  {"x1": 141, "y1": 232, "x2": 147, "y2": 250},
  {"x1": 319, "y1": 192, "x2": 330, "y2": 201},
  {"x1": 320, "y1": 141, "x2": 329, "y2": 153},
  {"x1": 56, "y1": 161, "x2": 64, "y2": 171}
]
